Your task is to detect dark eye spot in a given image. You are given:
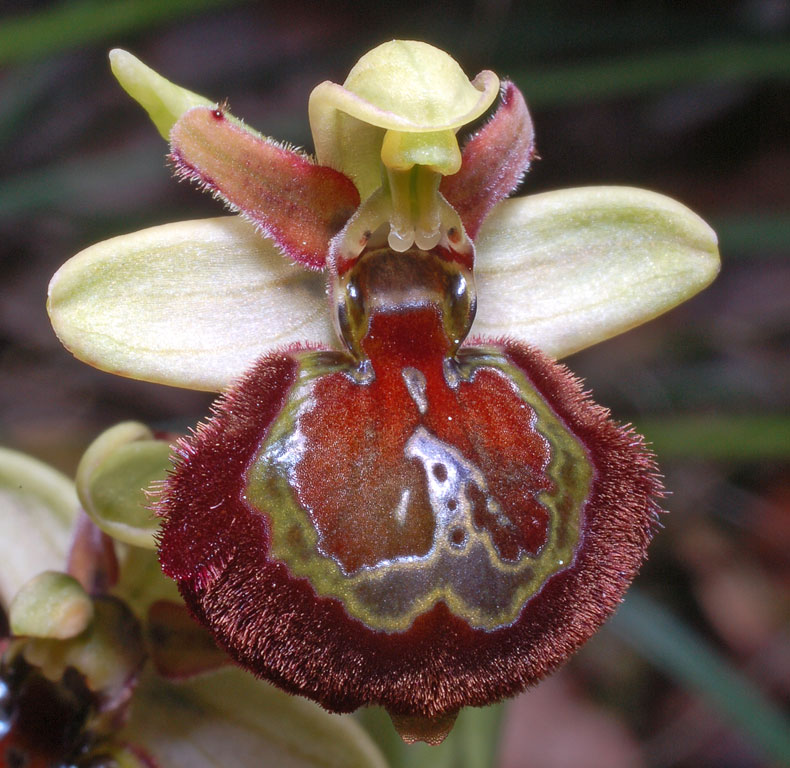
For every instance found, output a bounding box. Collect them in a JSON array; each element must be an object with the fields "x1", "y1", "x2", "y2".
[
  {"x1": 450, "y1": 527, "x2": 466, "y2": 546},
  {"x1": 432, "y1": 463, "x2": 448, "y2": 482},
  {"x1": 447, "y1": 498, "x2": 457, "y2": 511}
]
